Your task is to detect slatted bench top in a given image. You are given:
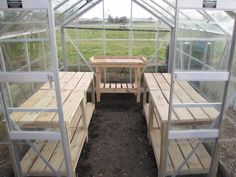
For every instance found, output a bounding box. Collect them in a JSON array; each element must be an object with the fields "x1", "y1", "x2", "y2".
[
  {"x1": 149, "y1": 128, "x2": 211, "y2": 176},
  {"x1": 89, "y1": 56, "x2": 147, "y2": 67},
  {"x1": 11, "y1": 72, "x2": 94, "y2": 128},
  {"x1": 144, "y1": 73, "x2": 219, "y2": 124}
]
